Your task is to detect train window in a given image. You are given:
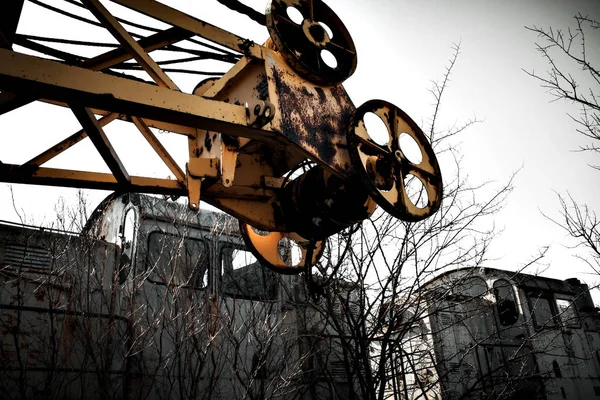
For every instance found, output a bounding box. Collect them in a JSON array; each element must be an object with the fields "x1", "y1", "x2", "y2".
[
  {"x1": 552, "y1": 360, "x2": 562, "y2": 378},
  {"x1": 119, "y1": 209, "x2": 136, "y2": 284},
  {"x1": 493, "y1": 280, "x2": 519, "y2": 326},
  {"x1": 146, "y1": 232, "x2": 209, "y2": 288},
  {"x1": 528, "y1": 293, "x2": 556, "y2": 329},
  {"x1": 456, "y1": 277, "x2": 488, "y2": 298},
  {"x1": 220, "y1": 245, "x2": 277, "y2": 300},
  {"x1": 555, "y1": 298, "x2": 579, "y2": 328}
]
